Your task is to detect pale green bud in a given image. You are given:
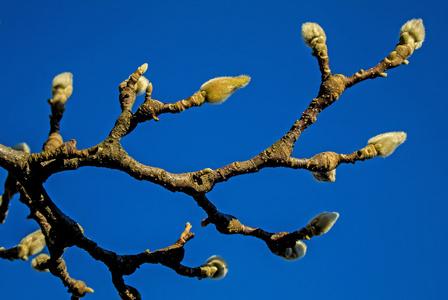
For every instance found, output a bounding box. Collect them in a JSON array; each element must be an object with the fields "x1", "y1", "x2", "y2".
[
  {"x1": 400, "y1": 19, "x2": 425, "y2": 50},
  {"x1": 307, "y1": 212, "x2": 339, "y2": 236},
  {"x1": 18, "y1": 229, "x2": 46, "y2": 260},
  {"x1": 50, "y1": 72, "x2": 73, "y2": 106},
  {"x1": 51, "y1": 72, "x2": 73, "y2": 98},
  {"x1": 31, "y1": 253, "x2": 50, "y2": 273},
  {"x1": 312, "y1": 169, "x2": 336, "y2": 182},
  {"x1": 301, "y1": 22, "x2": 326, "y2": 48},
  {"x1": 201, "y1": 255, "x2": 228, "y2": 280},
  {"x1": 200, "y1": 75, "x2": 250, "y2": 104},
  {"x1": 367, "y1": 131, "x2": 407, "y2": 157},
  {"x1": 12, "y1": 143, "x2": 30, "y2": 154},
  {"x1": 273, "y1": 240, "x2": 307, "y2": 261},
  {"x1": 134, "y1": 75, "x2": 150, "y2": 96}
]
